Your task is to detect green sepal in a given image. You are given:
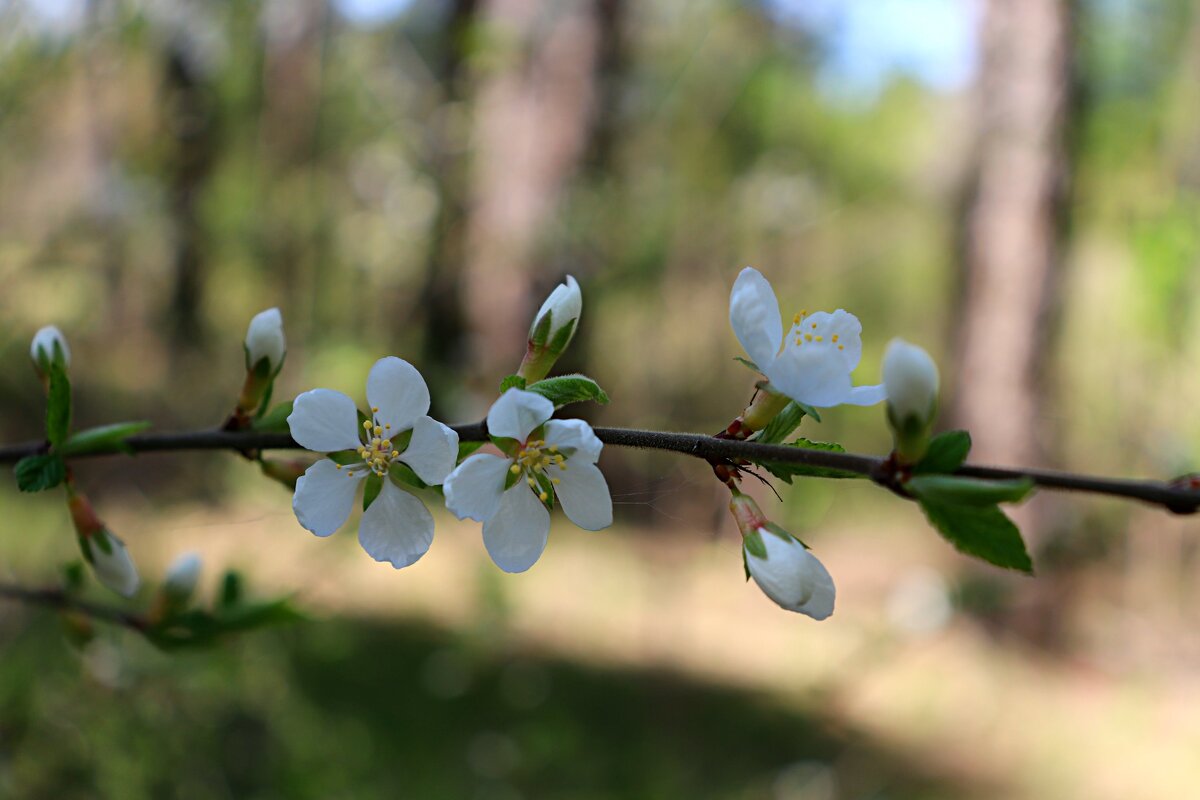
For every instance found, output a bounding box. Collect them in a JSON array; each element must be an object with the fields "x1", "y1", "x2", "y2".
[
  {"x1": 458, "y1": 441, "x2": 485, "y2": 461},
  {"x1": 917, "y1": 498, "x2": 1033, "y2": 574},
  {"x1": 907, "y1": 475, "x2": 1035, "y2": 507},
  {"x1": 755, "y1": 438, "x2": 860, "y2": 483},
  {"x1": 527, "y1": 374, "x2": 610, "y2": 408},
  {"x1": 14, "y1": 454, "x2": 66, "y2": 492},
  {"x1": 763, "y1": 520, "x2": 808, "y2": 548},
  {"x1": 60, "y1": 421, "x2": 152, "y2": 456},
  {"x1": 733, "y1": 356, "x2": 760, "y2": 372},
  {"x1": 362, "y1": 472, "x2": 383, "y2": 510},
  {"x1": 756, "y1": 402, "x2": 807, "y2": 444},
  {"x1": 328, "y1": 451, "x2": 361, "y2": 466},
  {"x1": 46, "y1": 363, "x2": 71, "y2": 447},
  {"x1": 547, "y1": 316, "x2": 577, "y2": 355},
  {"x1": 530, "y1": 309, "x2": 553, "y2": 348},
  {"x1": 500, "y1": 374, "x2": 527, "y2": 393},
  {"x1": 92, "y1": 528, "x2": 115, "y2": 556},
  {"x1": 914, "y1": 430, "x2": 971, "y2": 474},
  {"x1": 252, "y1": 401, "x2": 293, "y2": 433},
  {"x1": 503, "y1": 465, "x2": 522, "y2": 490},
  {"x1": 356, "y1": 409, "x2": 372, "y2": 441},
  {"x1": 389, "y1": 428, "x2": 414, "y2": 452},
  {"x1": 491, "y1": 436, "x2": 520, "y2": 457},
  {"x1": 742, "y1": 547, "x2": 751, "y2": 580},
  {"x1": 533, "y1": 471, "x2": 556, "y2": 510},
  {"x1": 389, "y1": 462, "x2": 430, "y2": 491},
  {"x1": 742, "y1": 529, "x2": 768, "y2": 559}
]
